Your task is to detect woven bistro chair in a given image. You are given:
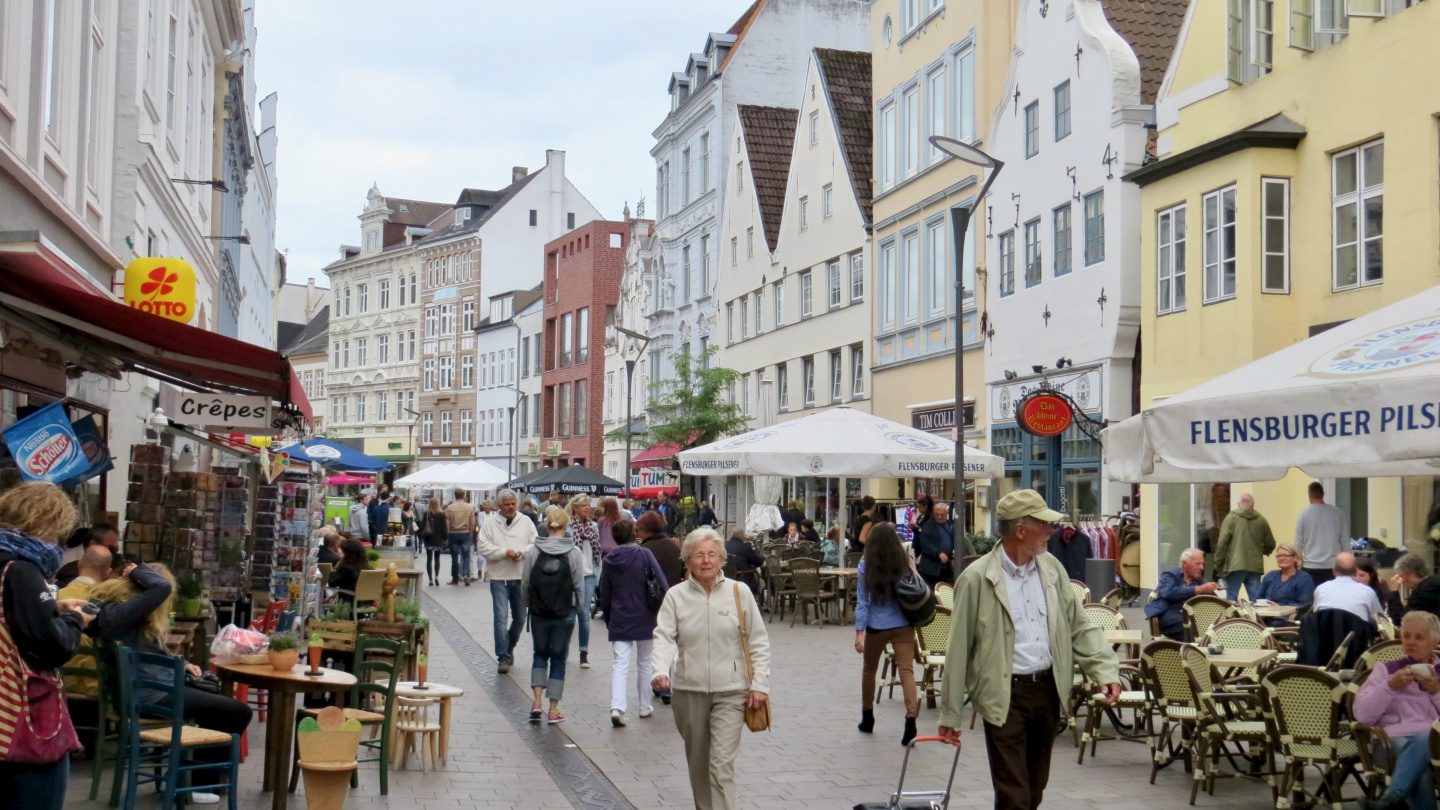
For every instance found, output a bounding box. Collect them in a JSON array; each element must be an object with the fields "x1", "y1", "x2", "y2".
[
  {"x1": 1180, "y1": 644, "x2": 1275, "y2": 804},
  {"x1": 1070, "y1": 579, "x2": 1092, "y2": 605},
  {"x1": 1377, "y1": 612, "x2": 1396, "y2": 641},
  {"x1": 915, "y1": 605, "x2": 952, "y2": 711},
  {"x1": 1204, "y1": 618, "x2": 1275, "y2": 685},
  {"x1": 1100, "y1": 588, "x2": 1125, "y2": 609},
  {"x1": 1078, "y1": 660, "x2": 1153, "y2": 765},
  {"x1": 1261, "y1": 665, "x2": 1361, "y2": 810},
  {"x1": 1355, "y1": 639, "x2": 1406, "y2": 680},
  {"x1": 1140, "y1": 640, "x2": 1201, "y2": 785},
  {"x1": 765, "y1": 553, "x2": 794, "y2": 622},
  {"x1": 1182, "y1": 595, "x2": 1232, "y2": 643},
  {"x1": 787, "y1": 558, "x2": 831, "y2": 628},
  {"x1": 934, "y1": 582, "x2": 955, "y2": 612},
  {"x1": 1325, "y1": 632, "x2": 1358, "y2": 672}
]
